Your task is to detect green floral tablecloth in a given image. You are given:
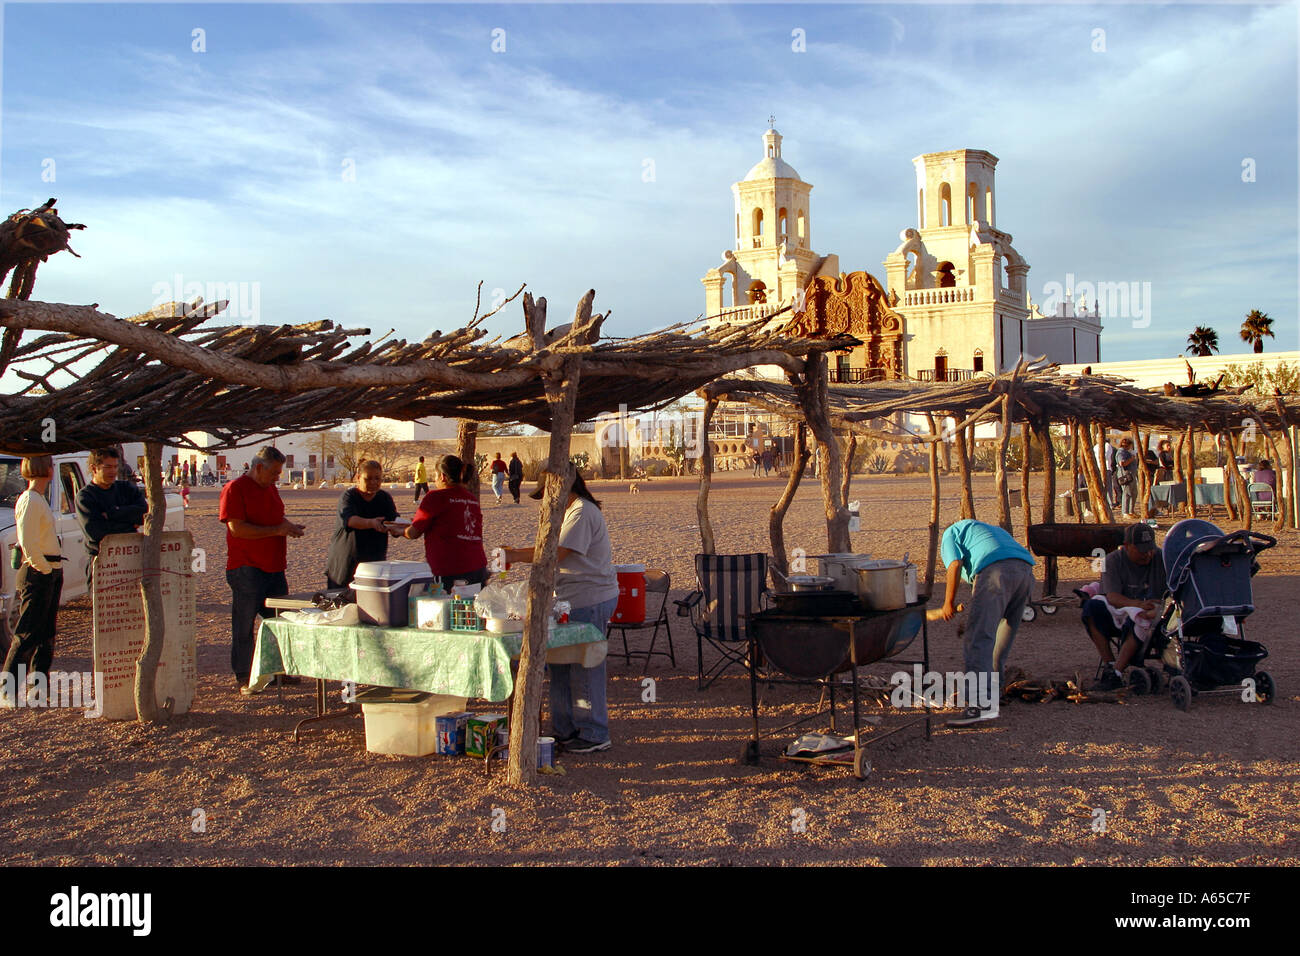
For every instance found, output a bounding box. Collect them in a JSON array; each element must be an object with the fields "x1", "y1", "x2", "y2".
[{"x1": 252, "y1": 620, "x2": 604, "y2": 701}]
